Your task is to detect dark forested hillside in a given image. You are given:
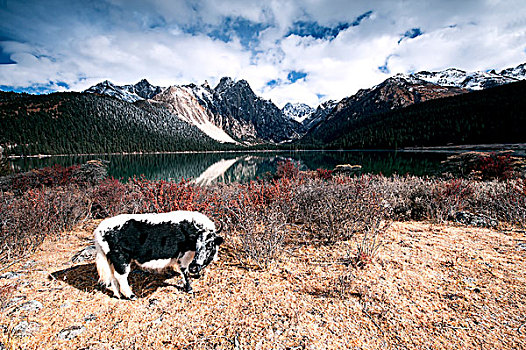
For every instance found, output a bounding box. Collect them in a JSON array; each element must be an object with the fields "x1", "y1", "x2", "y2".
[
  {"x1": 309, "y1": 80, "x2": 526, "y2": 149},
  {"x1": 0, "y1": 91, "x2": 230, "y2": 155},
  {"x1": 300, "y1": 76, "x2": 466, "y2": 145}
]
